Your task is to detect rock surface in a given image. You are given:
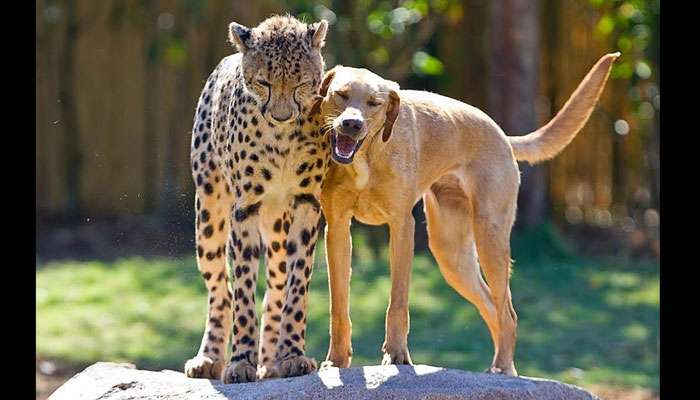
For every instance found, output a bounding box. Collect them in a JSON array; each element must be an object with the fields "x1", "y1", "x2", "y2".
[{"x1": 48, "y1": 362, "x2": 599, "y2": 400}]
